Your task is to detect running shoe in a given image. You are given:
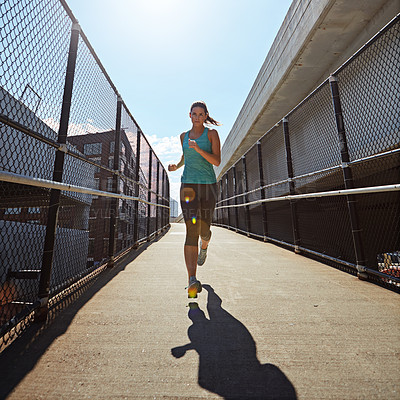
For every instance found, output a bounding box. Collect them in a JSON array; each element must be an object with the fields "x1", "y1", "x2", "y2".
[
  {"x1": 197, "y1": 247, "x2": 208, "y2": 266},
  {"x1": 187, "y1": 277, "x2": 202, "y2": 298}
]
